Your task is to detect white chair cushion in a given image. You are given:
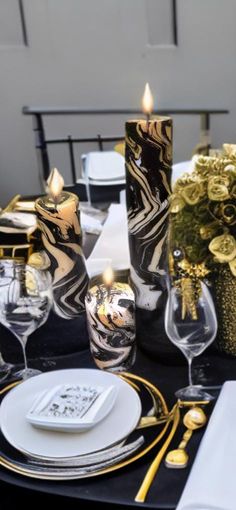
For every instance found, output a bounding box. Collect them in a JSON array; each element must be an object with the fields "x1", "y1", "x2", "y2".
[{"x1": 84, "y1": 151, "x2": 125, "y2": 182}]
